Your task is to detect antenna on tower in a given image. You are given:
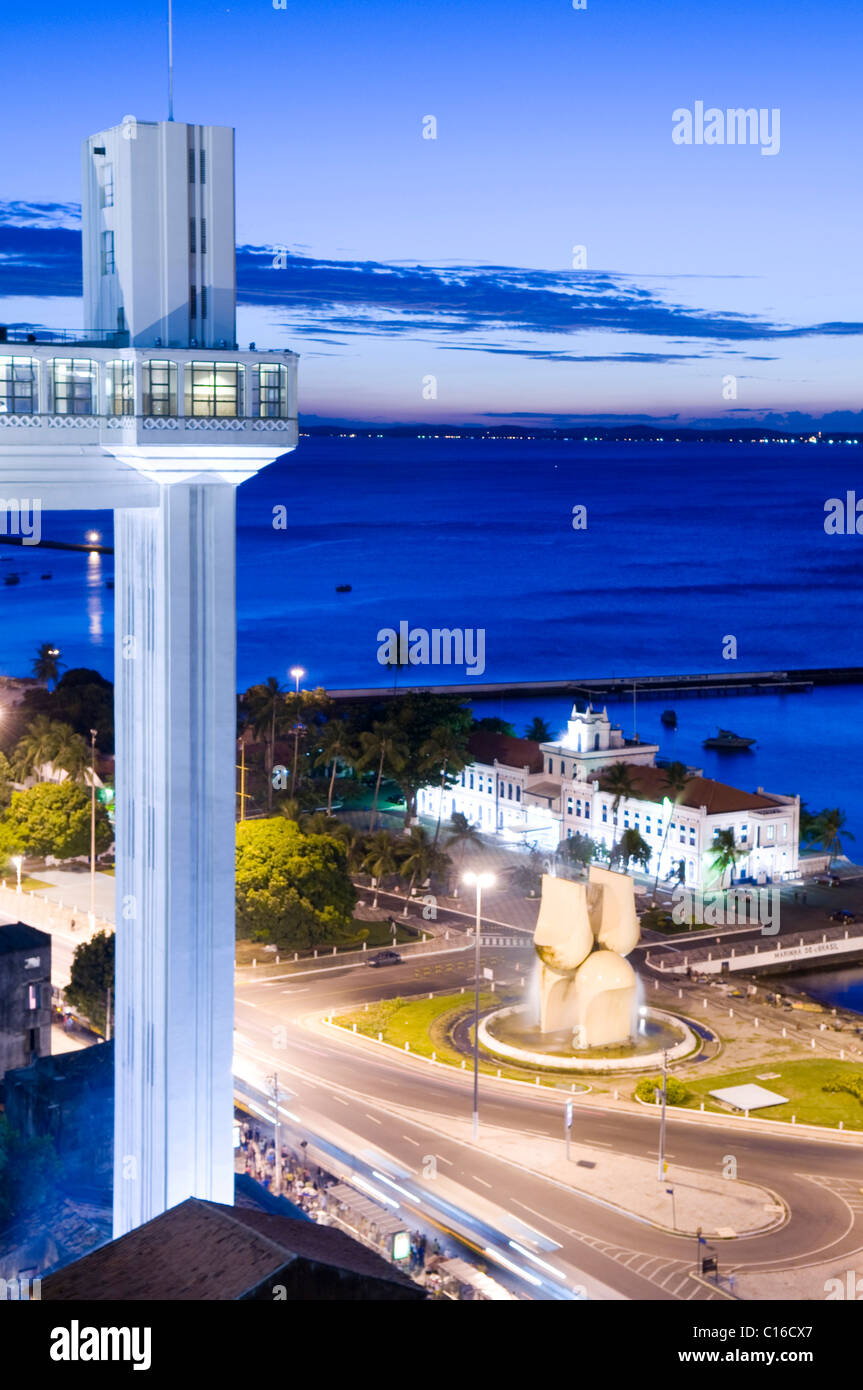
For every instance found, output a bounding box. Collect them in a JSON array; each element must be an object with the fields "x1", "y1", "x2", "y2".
[{"x1": 167, "y1": 0, "x2": 174, "y2": 121}]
